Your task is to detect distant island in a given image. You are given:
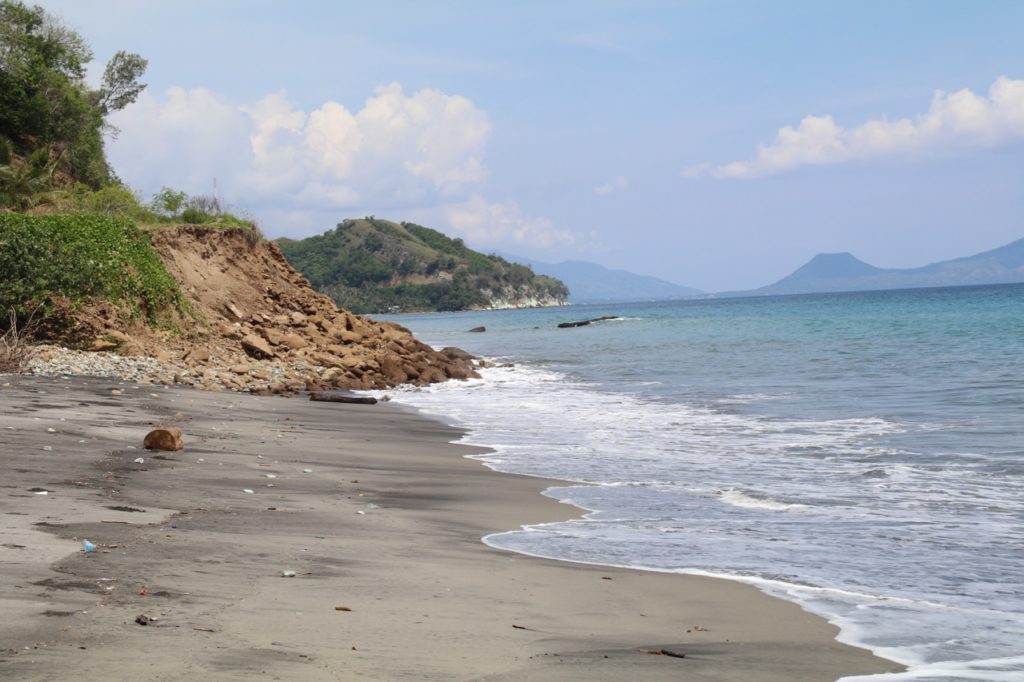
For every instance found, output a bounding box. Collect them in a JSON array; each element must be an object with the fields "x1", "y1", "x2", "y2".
[
  {"x1": 497, "y1": 253, "x2": 703, "y2": 304},
  {"x1": 726, "y1": 237, "x2": 1024, "y2": 297},
  {"x1": 277, "y1": 218, "x2": 569, "y2": 313}
]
